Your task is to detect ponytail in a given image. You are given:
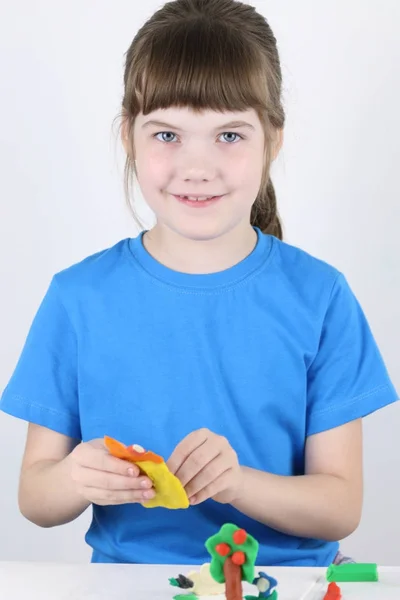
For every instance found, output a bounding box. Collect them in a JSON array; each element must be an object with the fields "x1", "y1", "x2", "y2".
[{"x1": 251, "y1": 177, "x2": 283, "y2": 240}]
